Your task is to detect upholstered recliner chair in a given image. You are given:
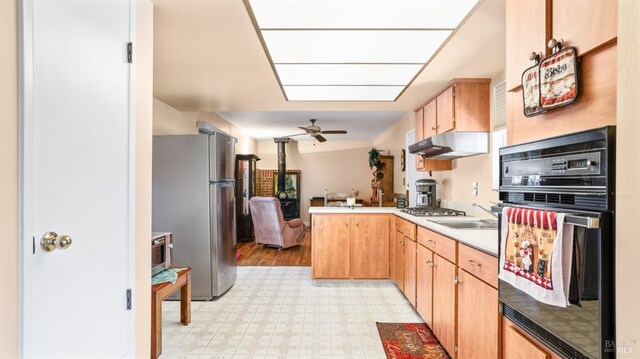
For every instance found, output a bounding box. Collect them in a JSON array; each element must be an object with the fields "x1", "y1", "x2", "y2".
[{"x1": 249, "y1": 197, "x2": 305, "y2": 249}]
